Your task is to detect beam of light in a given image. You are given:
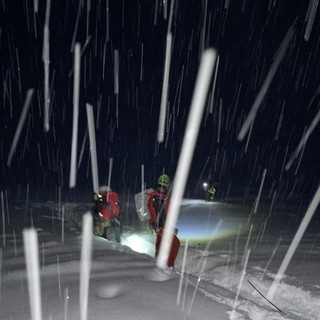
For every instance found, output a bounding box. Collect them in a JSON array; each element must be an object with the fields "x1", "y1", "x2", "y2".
[
  {"x1": 157, "y1": 49, "x2": 217, "y2": 270},
  {"x1": 157, "y1": 32, "x2": 172, "y2": 142},
  {"x1": 79, "y1": 213, "x2": 92, "y2": 320},
  {"x1": 237, "y1": 23, "x2": 295, "y2": 141},
  {"x1": 43, "y1": 0, "x2": 51, "y2": 132},
  {"x1": 86, "y1": 104, "x2": 99, "y2": 194},
  {"x1": 267, "y1": 185, "x2": 320, "y2": 301},
  {"x1": 69, "y1": 43, "x2": 81, "y2": 188},
  {"x1": 23, "y1": 228, "x2": 42, "y2": 320},
  {"x1": 304, "y1": 0, "x2": 319, "y2": 41},
  {"x1": 285, "y1": 108, "x2": 320, "y2": 171},
  {"x1": 7, "y1": 89, "x2": 34, "y2": 167}
]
